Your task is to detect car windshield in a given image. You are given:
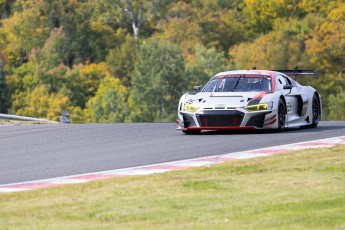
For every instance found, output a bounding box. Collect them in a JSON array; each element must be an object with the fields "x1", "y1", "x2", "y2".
[{"x1": 202, "y1": 74, "x2": 272, "y2": 92}]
